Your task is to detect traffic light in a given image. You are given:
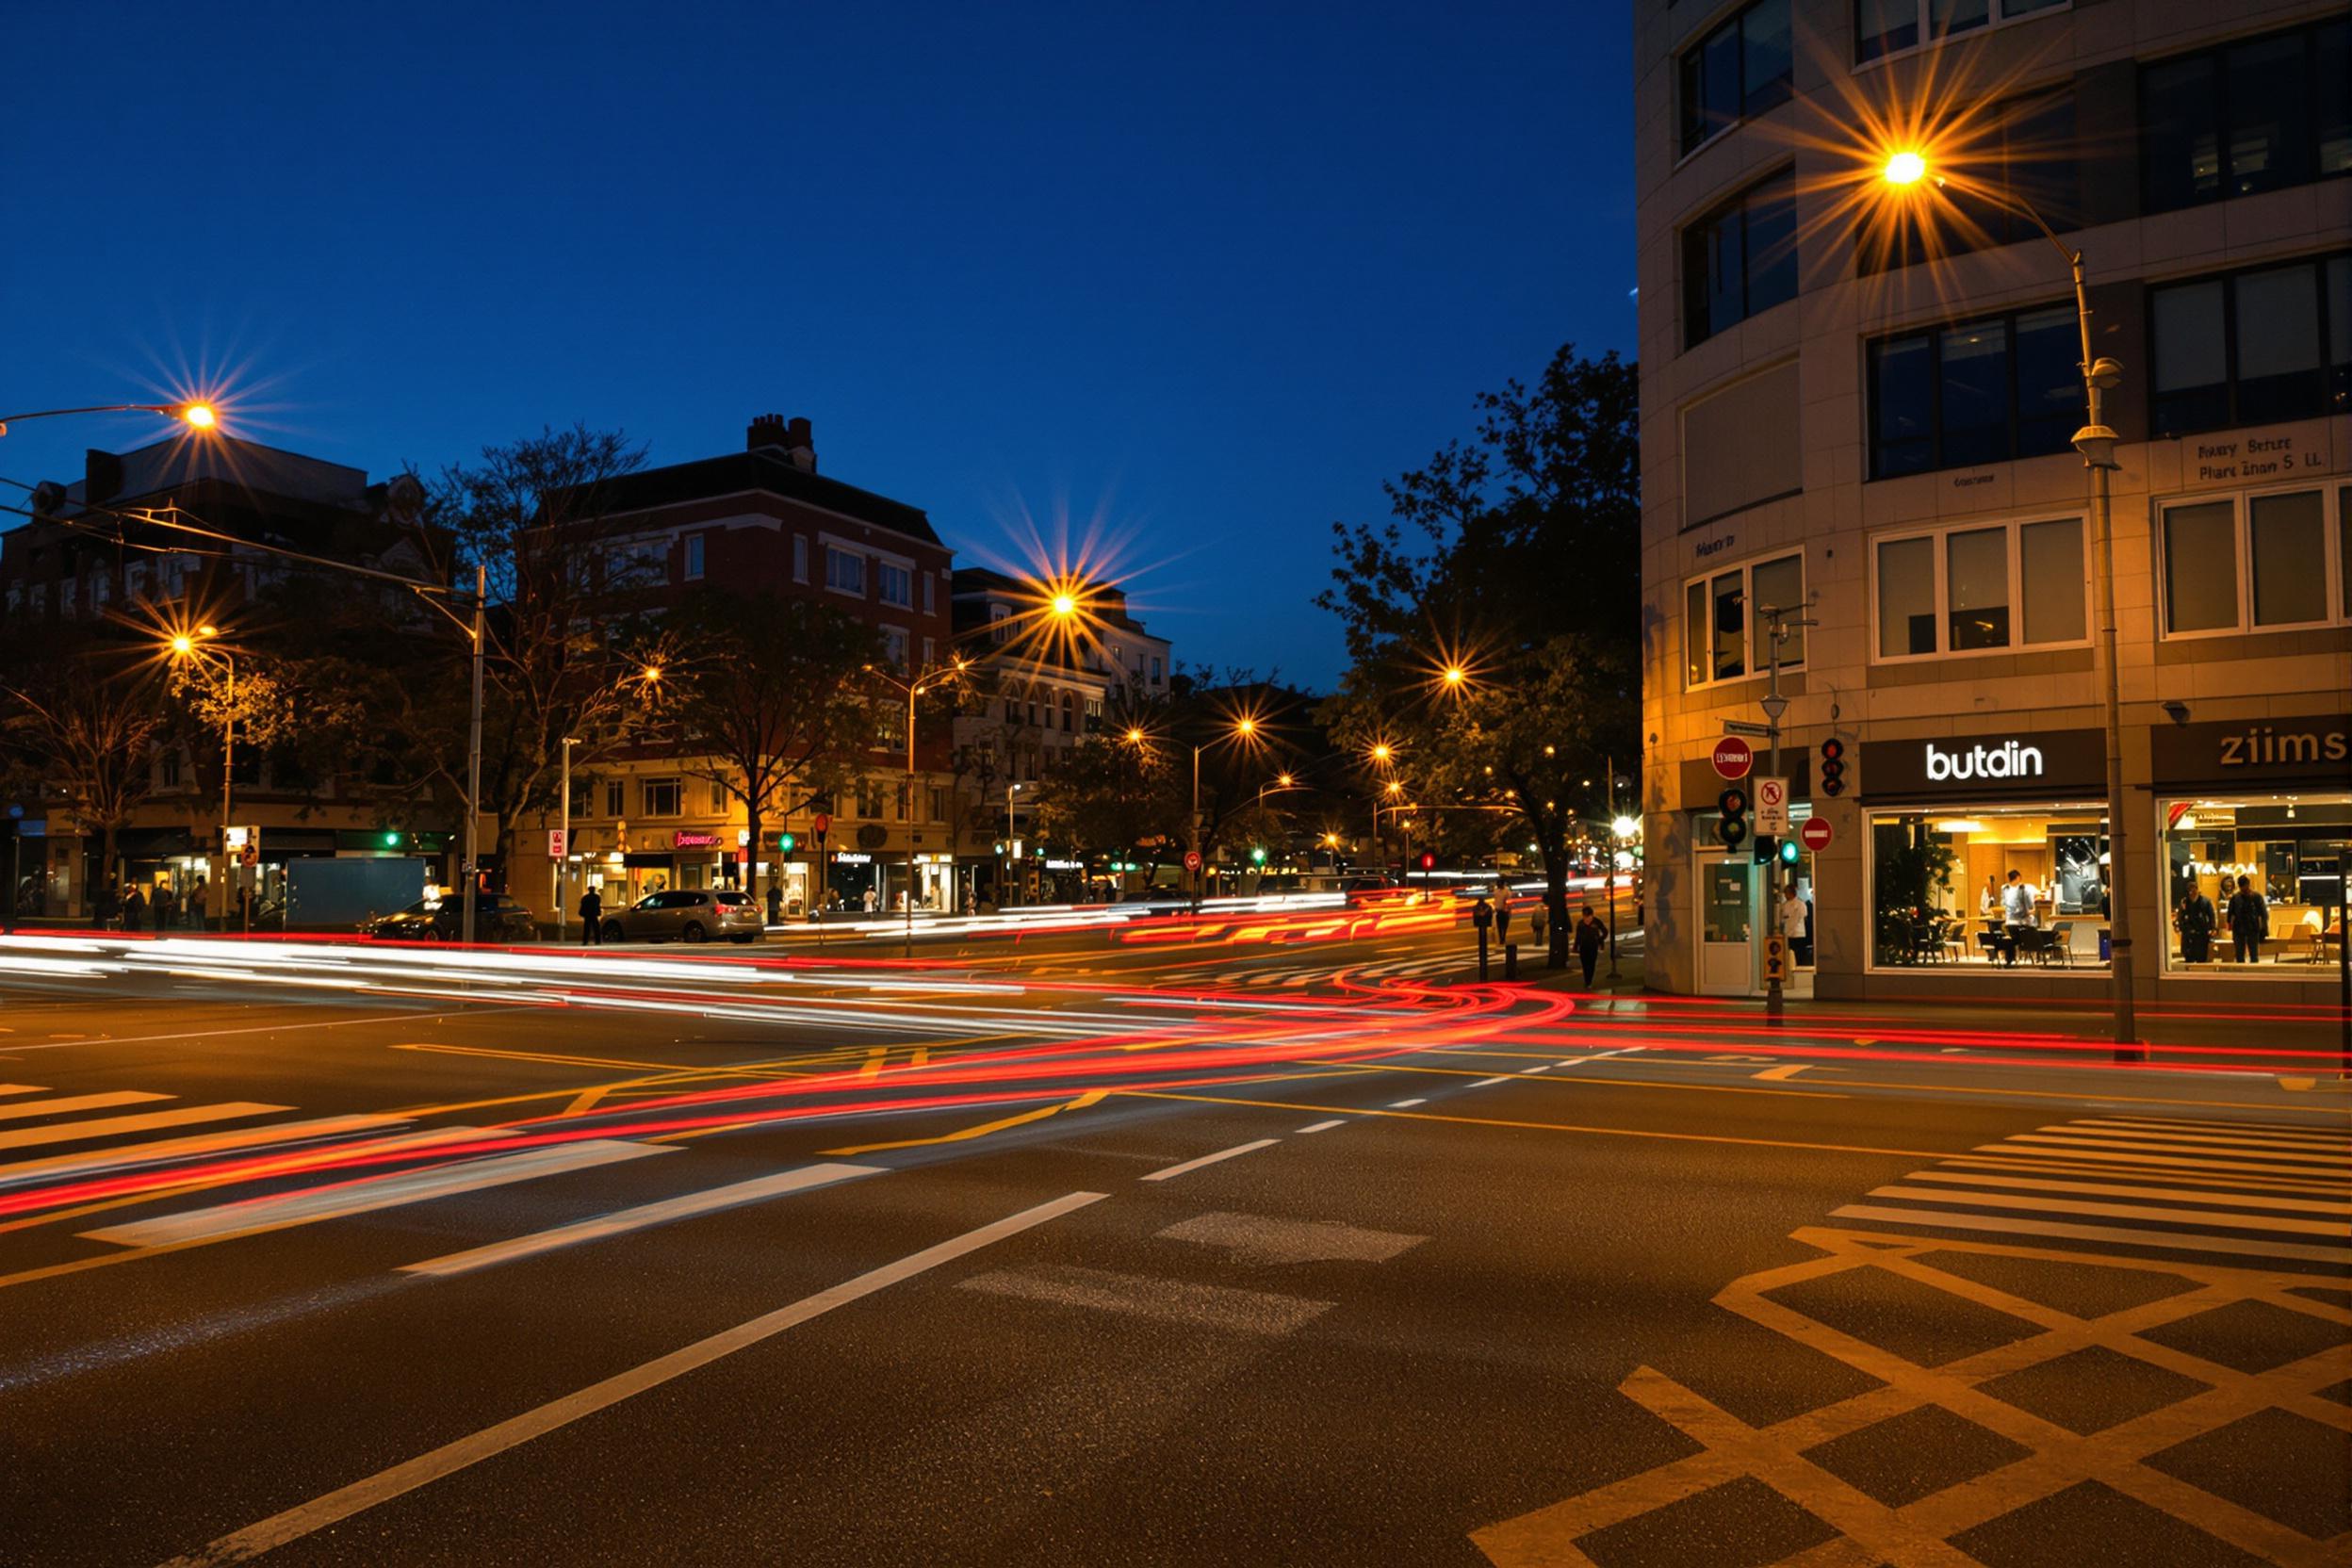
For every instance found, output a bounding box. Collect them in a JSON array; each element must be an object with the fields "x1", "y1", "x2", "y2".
[
  {"x1": 1717, "y1": 786, "x2": 1748, "y2": 848},
  {"x1": 1753, "y1": 834, "x2": 1777, "y2": 864},
  {"x1": 1250, "y1": 846, "x2": 1267, "y2": 865},
  {"x1": 1416, "y1": 851, "x2": 1436, "y2": 872},
  {"x1": 381, "y1": 830, "x2": 400, "y2": 848},
  {"x1": 777, "y1": 832, "x2": 796, "y2": 853},
  {"x1": 1819, "y1": 737, "x2": 1846, "y2": 796},
  {"x1": 1777, "y1": 836, "x2": 1800, "y2": 867}
]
